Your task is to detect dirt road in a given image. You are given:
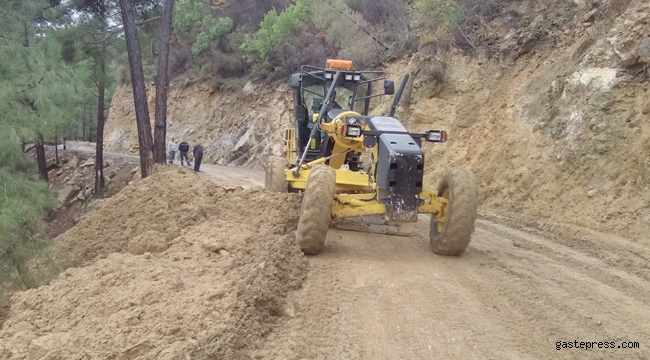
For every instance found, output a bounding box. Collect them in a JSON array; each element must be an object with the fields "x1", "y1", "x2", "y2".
[
  {"x1": 201, "y1": 167, "x2": 650, "y2": 360},
  {"x1": 63, "y1": 144, "x2": 650, "y2": 359},
  {"x1": 66, "y1": 141, "x2": 264, "y2": 188}
]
